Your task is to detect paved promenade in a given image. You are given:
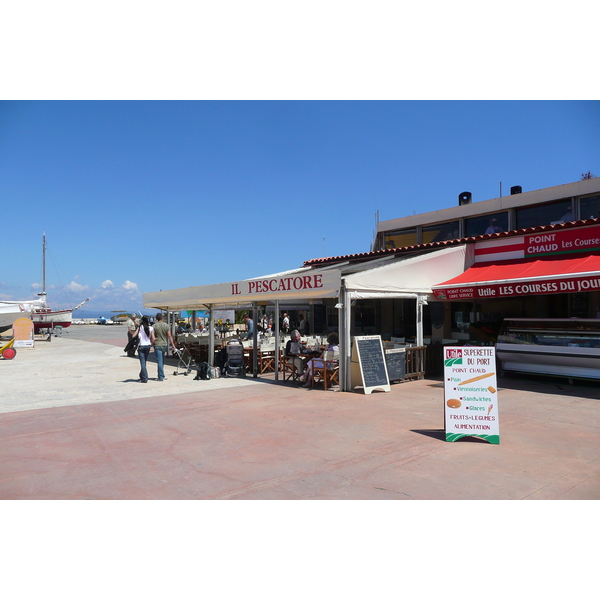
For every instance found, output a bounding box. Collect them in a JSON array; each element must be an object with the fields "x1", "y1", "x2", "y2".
[{"x1": 1, "y1": 325, "x2": 598, "y2": 499}]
